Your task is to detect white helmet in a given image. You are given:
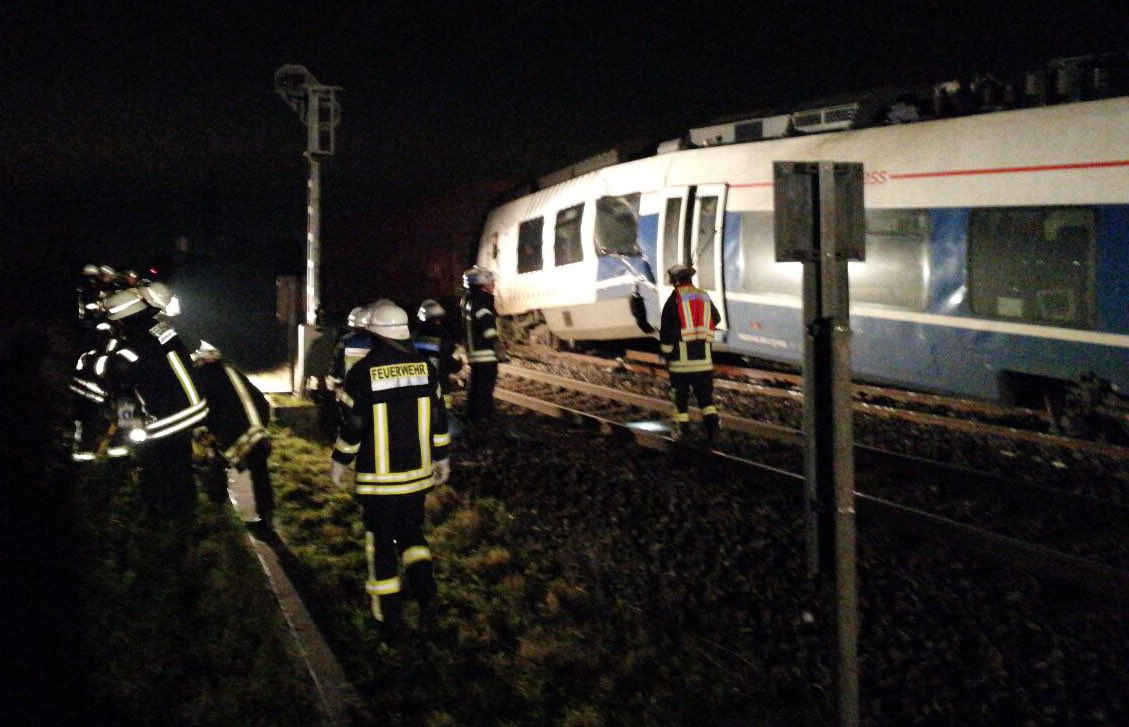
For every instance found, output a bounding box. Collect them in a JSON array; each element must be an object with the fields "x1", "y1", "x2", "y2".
[
  {"x1": 417, "y1": 299, "x2": 445, "y2": 321},
  {"x1": 192, "y1": 340, "x2": 222, "y2": 362},
  {"x1": 103, "y1": 288, "x2": 149, "y2": 320},
  {"x1": 462, "y1": 265, "x2": 496, "y2": 290},
  {"x1": 346, "y1": 306, "x2": 365, "y2": 328},
  {"x1": 138, "y1": 281, "x2": 178, "y2": 315},
  {"x1": 366, "y1": 300, "x2": 411, "y2": 340}
]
